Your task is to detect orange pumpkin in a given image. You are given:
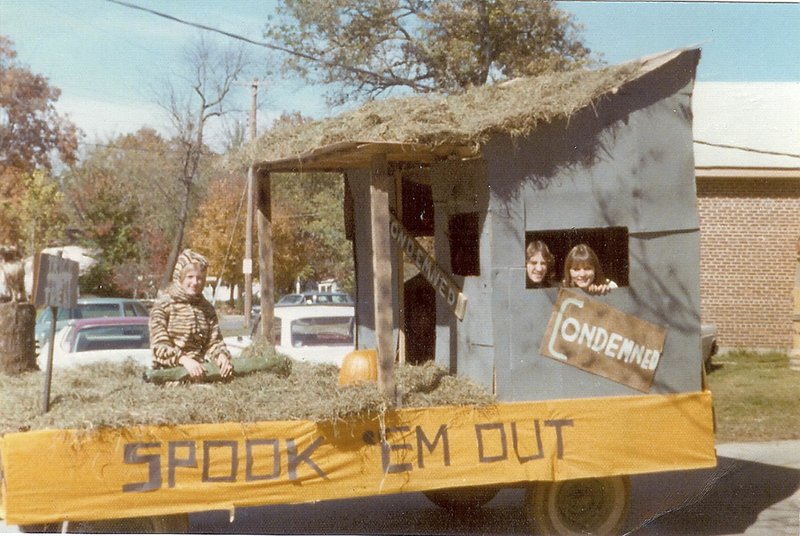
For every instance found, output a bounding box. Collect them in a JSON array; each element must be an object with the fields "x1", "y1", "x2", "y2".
[{"x1": 338, "y1": 349, "x2": 378, "y2": 386}]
